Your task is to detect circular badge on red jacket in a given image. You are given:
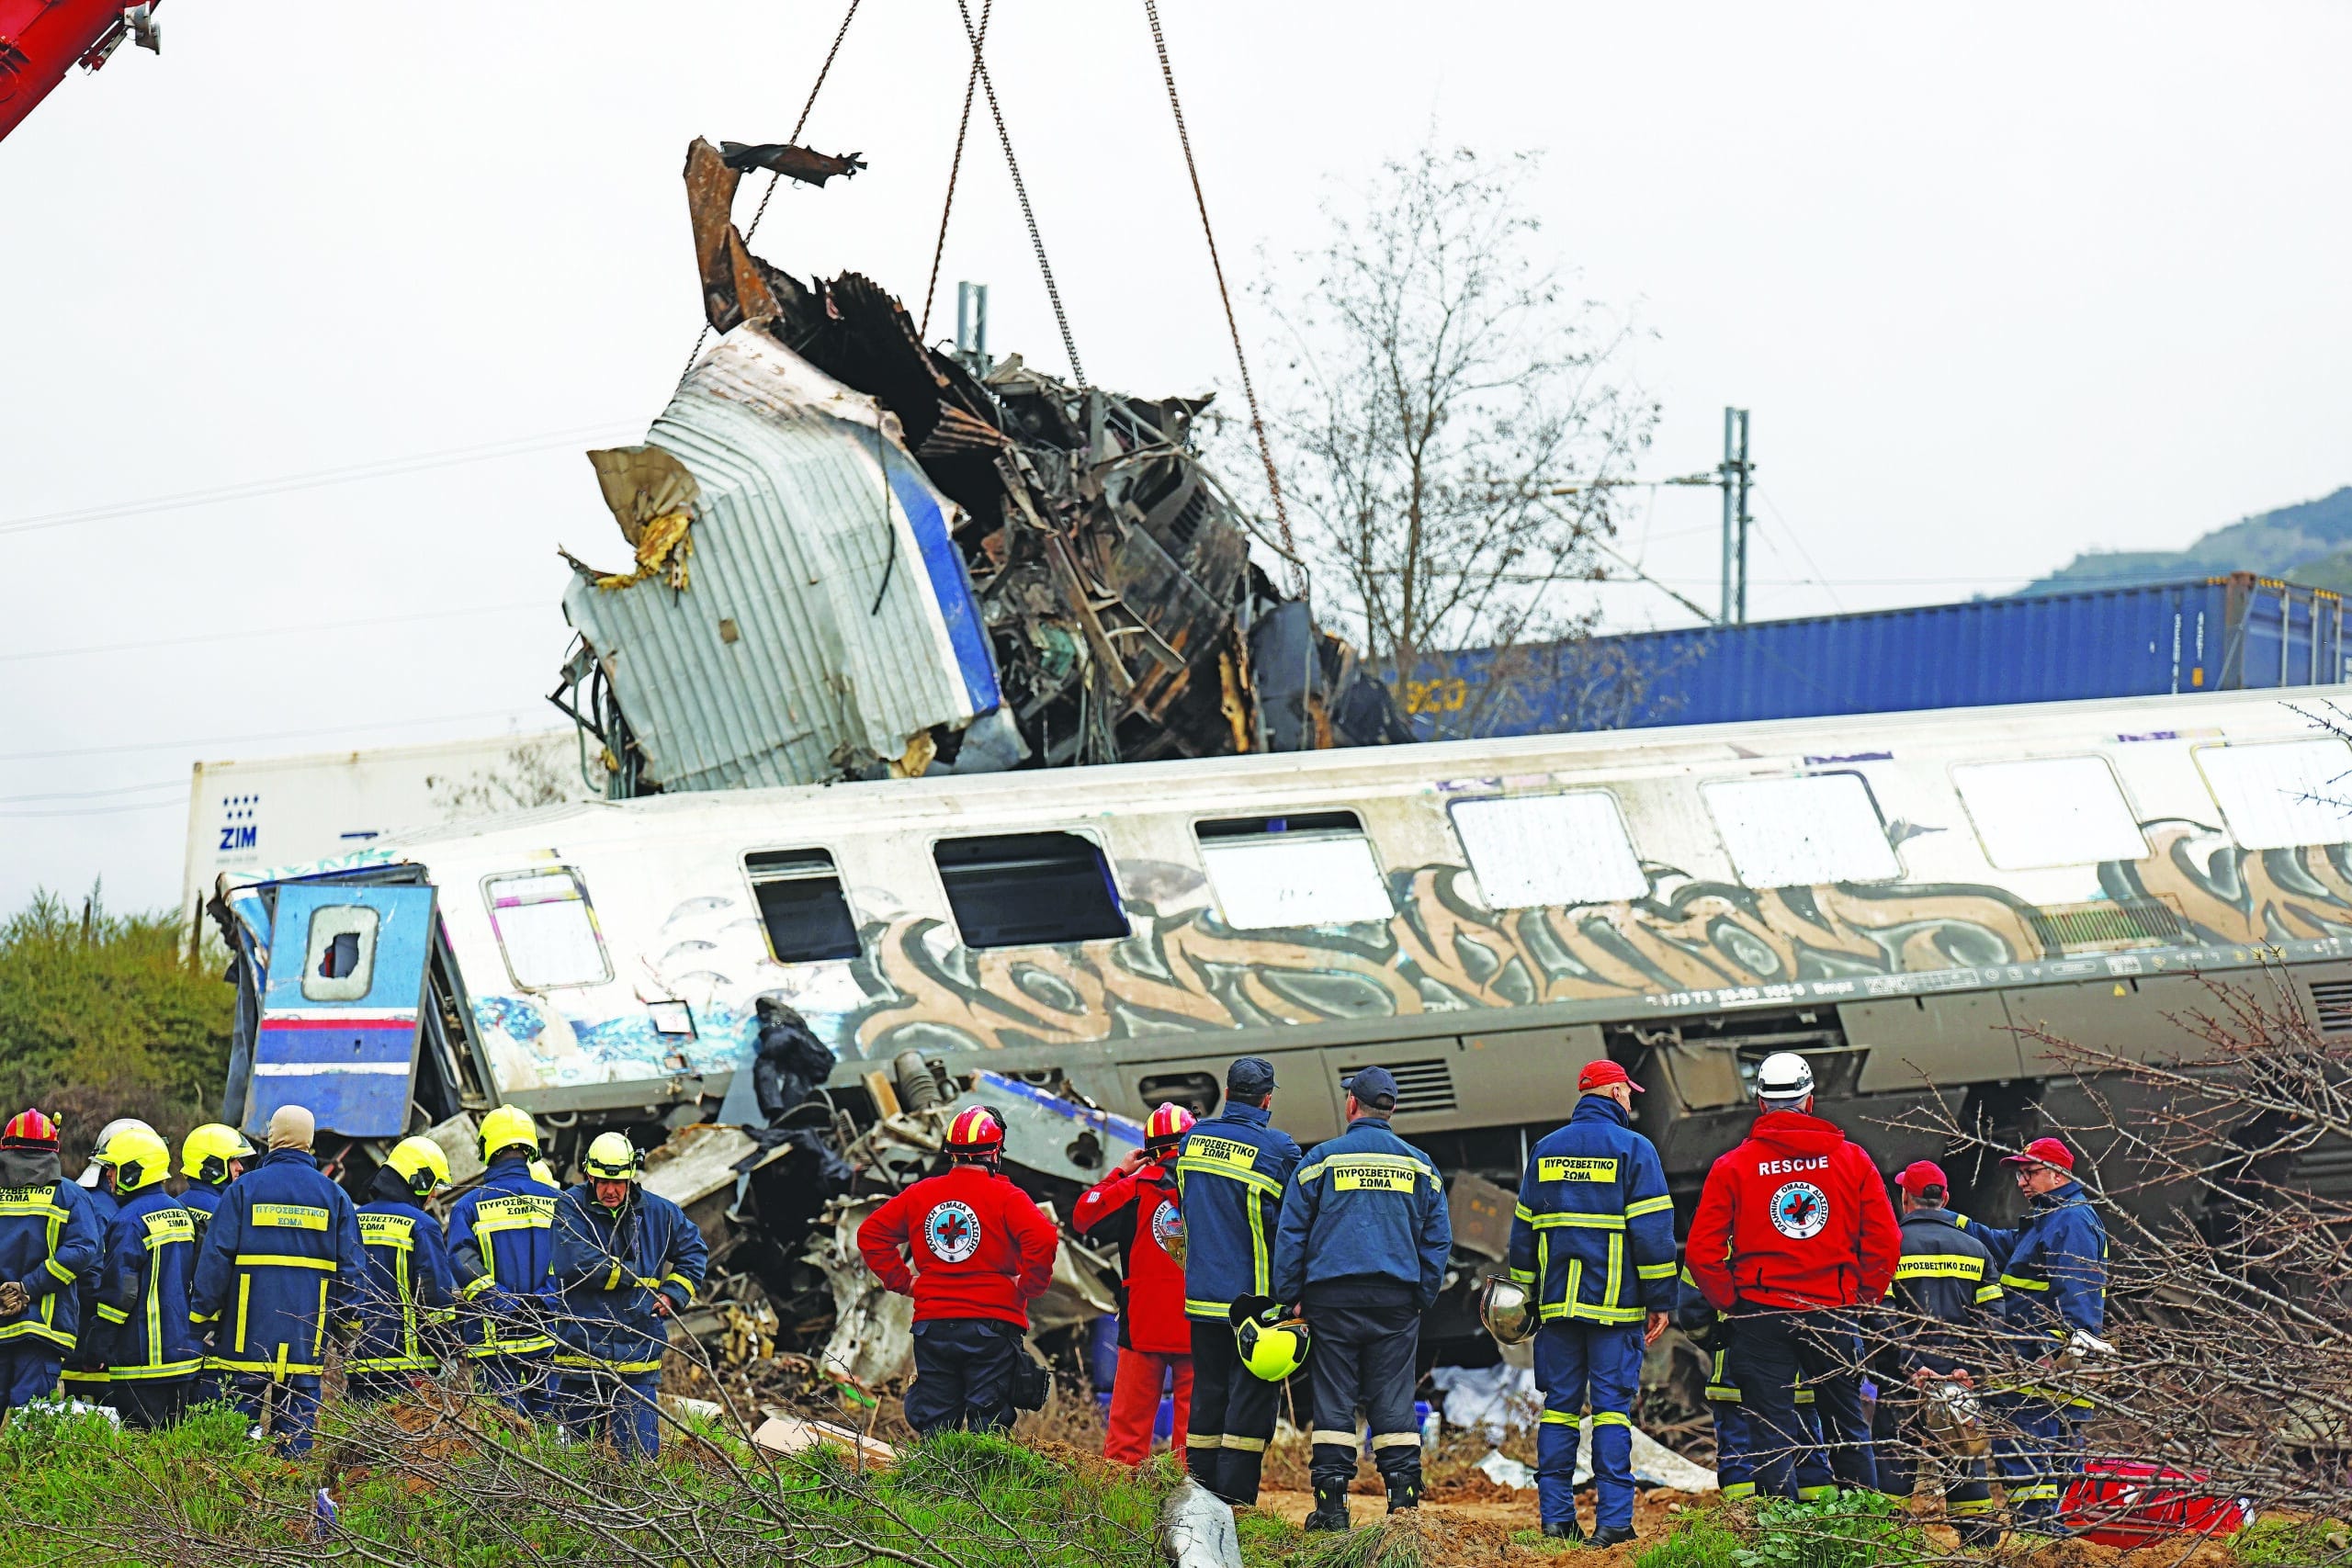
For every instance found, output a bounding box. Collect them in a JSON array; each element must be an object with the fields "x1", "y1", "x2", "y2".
[
  {"x1": 1770, "y1": 1181, "x2": 1829, "y2": 1239},
  {"x1": 1149, "y1": 1200, "x2": 1184, "y2": 1255},
  {"x1": 925, "y1": 1200, "x2": 982, "y2": 1262}
]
